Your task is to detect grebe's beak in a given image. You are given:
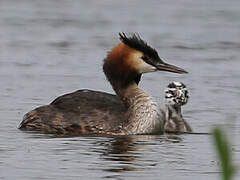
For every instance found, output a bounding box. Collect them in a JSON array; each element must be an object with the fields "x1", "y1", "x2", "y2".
[{"x1": 155, "y1": 60, "x2": 188, "y2": 74}]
